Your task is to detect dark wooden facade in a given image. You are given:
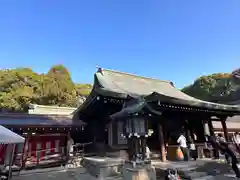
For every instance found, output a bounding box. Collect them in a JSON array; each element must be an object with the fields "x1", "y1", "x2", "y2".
[{"x1": 74, "y1": 68, "x2": 240, "y2": 161}]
